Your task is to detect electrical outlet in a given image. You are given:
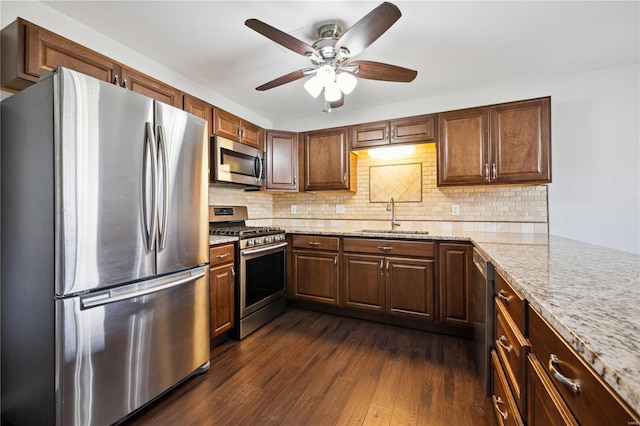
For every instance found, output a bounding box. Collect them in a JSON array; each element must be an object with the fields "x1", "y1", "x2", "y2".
[
  {"x1": 336, "y1": 204, "x2": 345, "y2": 214},
  {"x1": 452, "y1": 204, "x2": 460, "y2": 216},
  {"x1": 291, "y1": 205, "x2": 297, "y2": 214}
]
